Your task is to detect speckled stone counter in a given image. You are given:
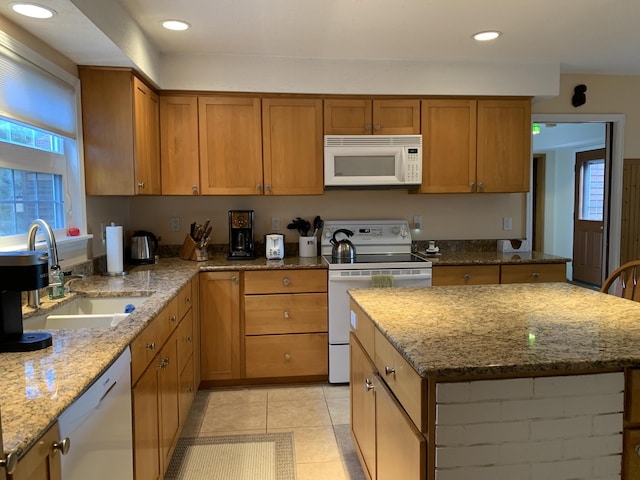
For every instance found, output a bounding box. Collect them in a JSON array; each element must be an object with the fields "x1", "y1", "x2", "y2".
[
  {"x1": 348, "y1": 283, "x2": 640, "y2": 379},
  {"x1": 416, "y1": 250, "x2": 570, "y2": 266},
  {"x1": 1, "y1": 255, "x2": 325, "y2": 458}
]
